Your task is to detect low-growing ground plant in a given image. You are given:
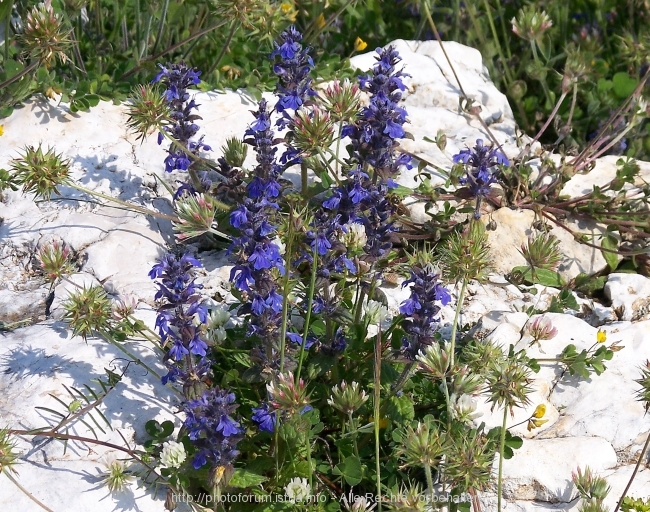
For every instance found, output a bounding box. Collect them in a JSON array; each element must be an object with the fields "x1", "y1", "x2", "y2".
[{"x1": 1, "y1": 12, "x2": 650, "y2": 512}]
